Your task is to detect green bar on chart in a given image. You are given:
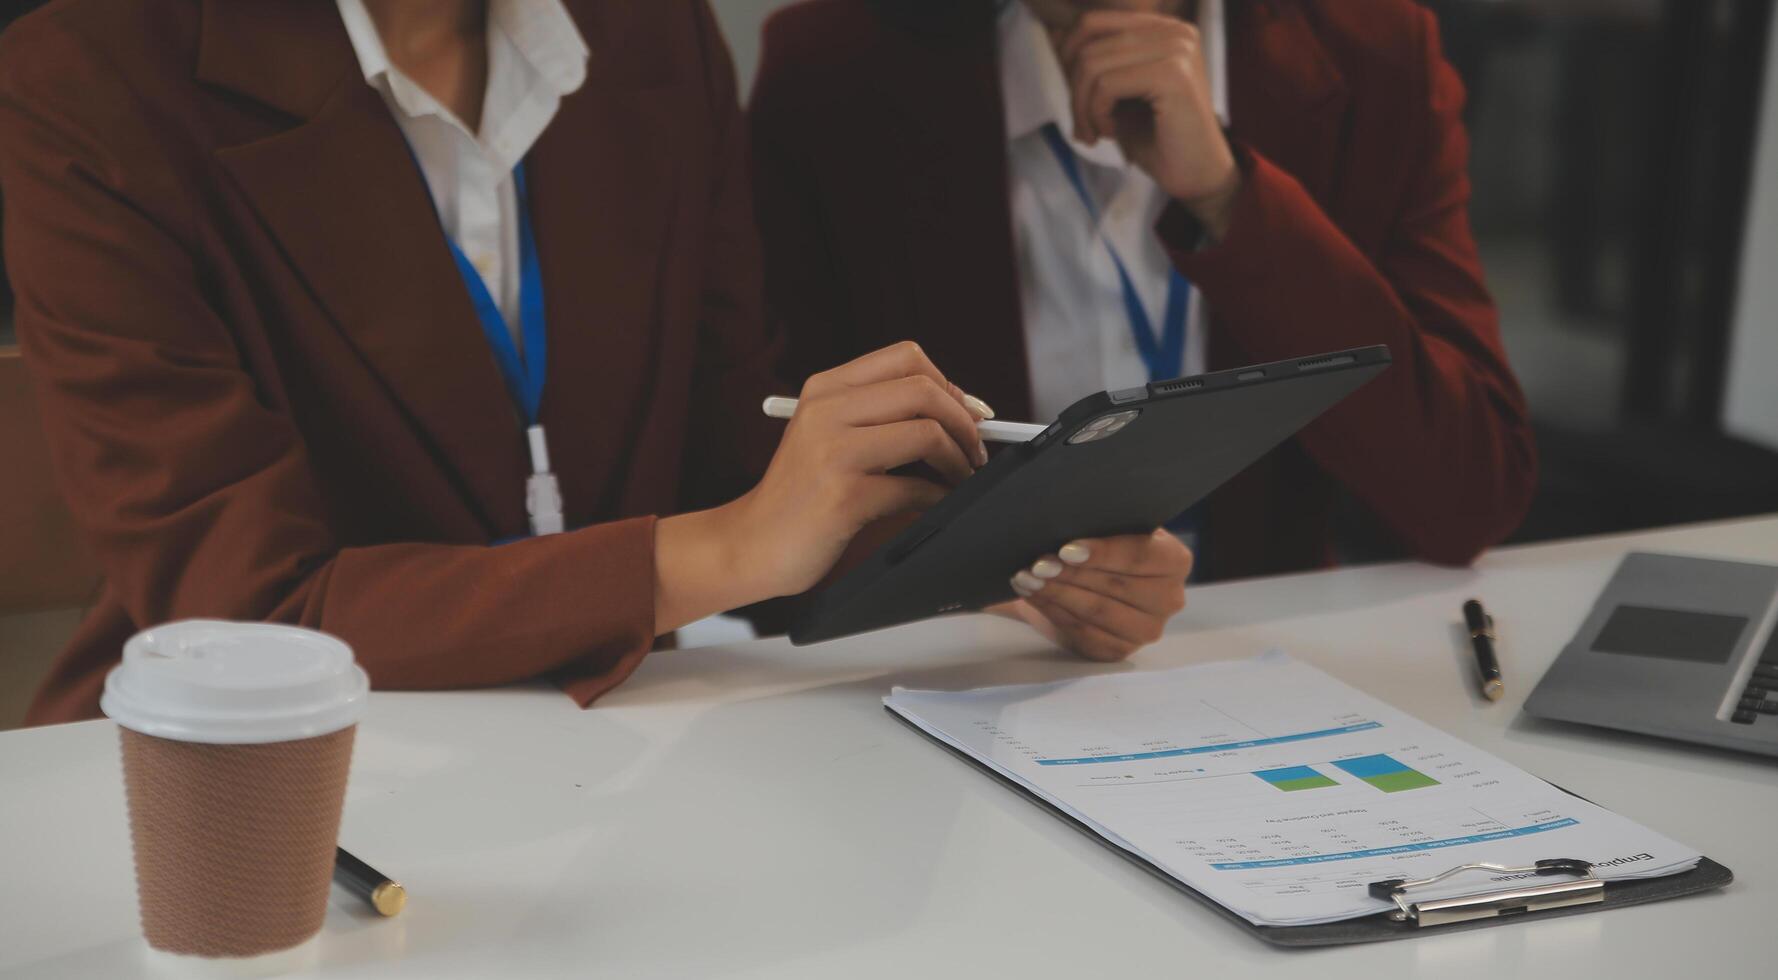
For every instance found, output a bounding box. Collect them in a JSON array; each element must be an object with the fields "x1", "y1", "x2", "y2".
[
  {"x1": 1253, "y1": 765, "x2": 1339, "y2": 792},
  {"x1": 1331, "y1": 754, "x2": 1440, "y2": 793}
]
